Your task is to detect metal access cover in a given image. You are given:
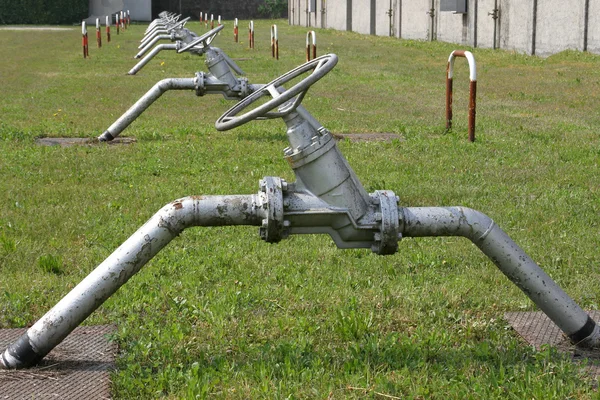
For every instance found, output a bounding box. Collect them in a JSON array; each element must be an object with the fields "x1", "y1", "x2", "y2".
[
  {"x1": 0, "y1": 325, "x2": 116, "y2": 400},
  {"x1": 505, "y1": 311, "x2": 600, "y2": 377}
]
